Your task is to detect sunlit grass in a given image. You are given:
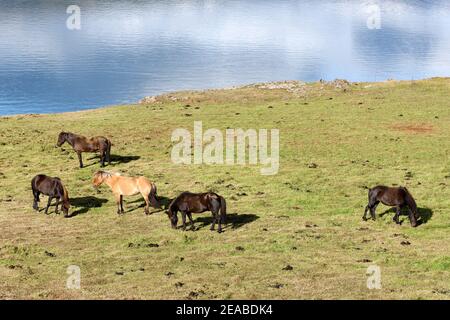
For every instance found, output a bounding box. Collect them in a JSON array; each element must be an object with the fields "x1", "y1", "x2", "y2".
[{"x1": 0, "y1": 78, "x2": 449, "y2": 299}]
